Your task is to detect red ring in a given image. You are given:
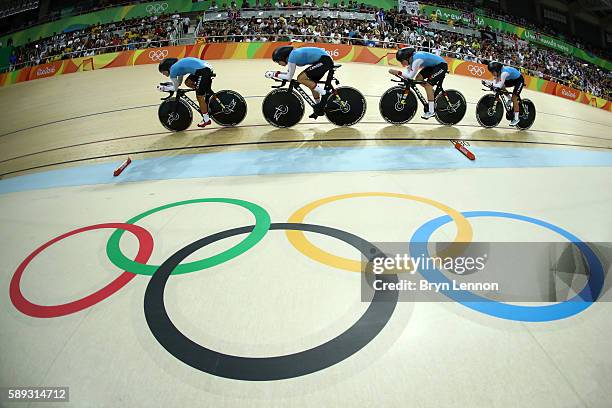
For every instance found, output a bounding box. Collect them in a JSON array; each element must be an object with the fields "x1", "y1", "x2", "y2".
[{"x1": 10, "y1": 223, "x2": 154, "y2": 318}]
